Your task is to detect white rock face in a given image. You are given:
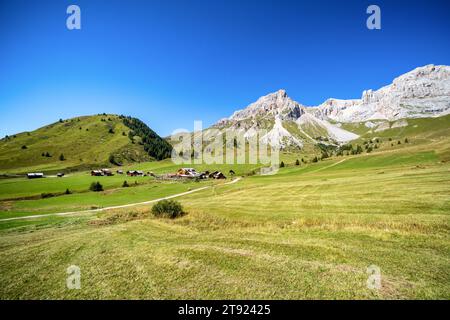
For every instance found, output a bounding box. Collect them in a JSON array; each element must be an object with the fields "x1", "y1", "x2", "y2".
[
  {"x1": 227, "y1": 89, "x2": 305, "y2": 122},
  {"x1": 296, "y1": 113, "x2": 359, "y2": 143},
  {"x1": 260, "y1": 117, "x2": 303, "y2": 148},
  {"x1": 391, "y1": 119, "x2": 408, "y2": 128},
  {"x1": 213, "y1": 64, "x2": 449, "y2": 147},
  {"x1": 313, "y1": 65, "x2": 450, "y2": 122},
  {"x1": 374, "y1": 122, "x2": 390, "y2": 132}
]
